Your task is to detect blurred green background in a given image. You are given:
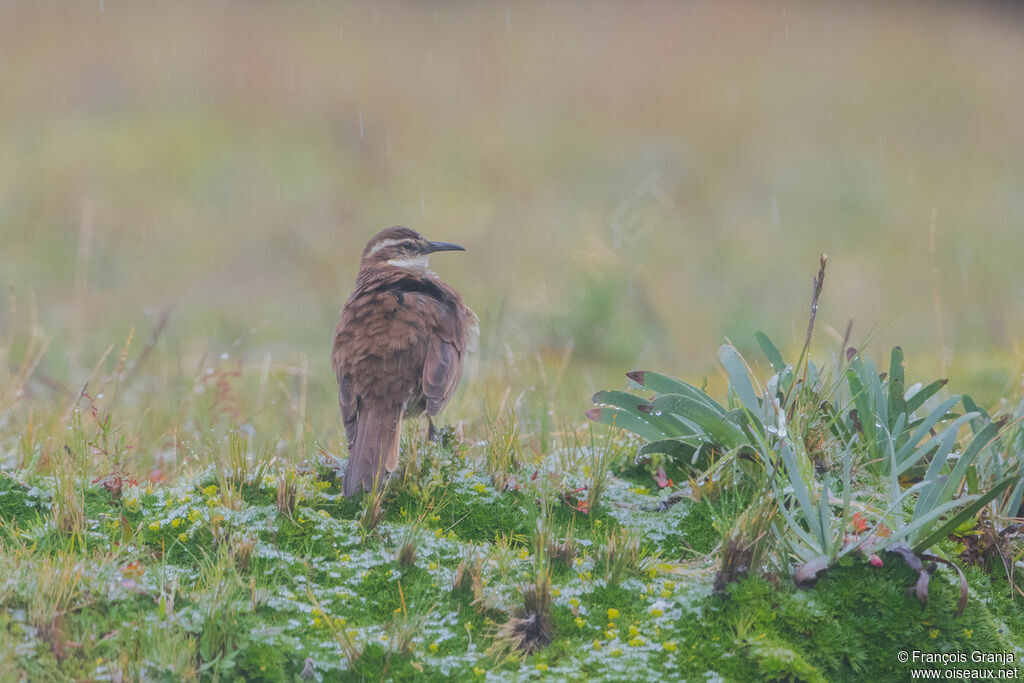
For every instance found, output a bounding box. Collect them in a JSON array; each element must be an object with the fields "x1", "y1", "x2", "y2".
[{"x1": 2, "y1": 1, "x2": 1023, "y2": 417}]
